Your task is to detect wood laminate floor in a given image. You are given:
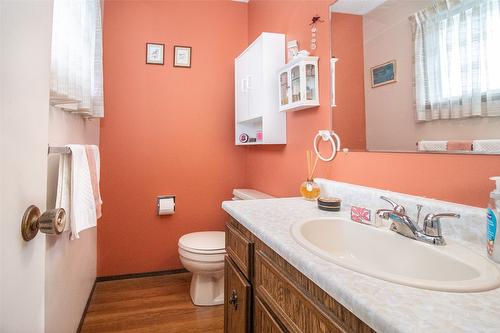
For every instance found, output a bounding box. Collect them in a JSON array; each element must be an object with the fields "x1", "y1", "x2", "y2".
[{"x1": 81, "y1": 272, "x2": 224, "y2": 333}]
